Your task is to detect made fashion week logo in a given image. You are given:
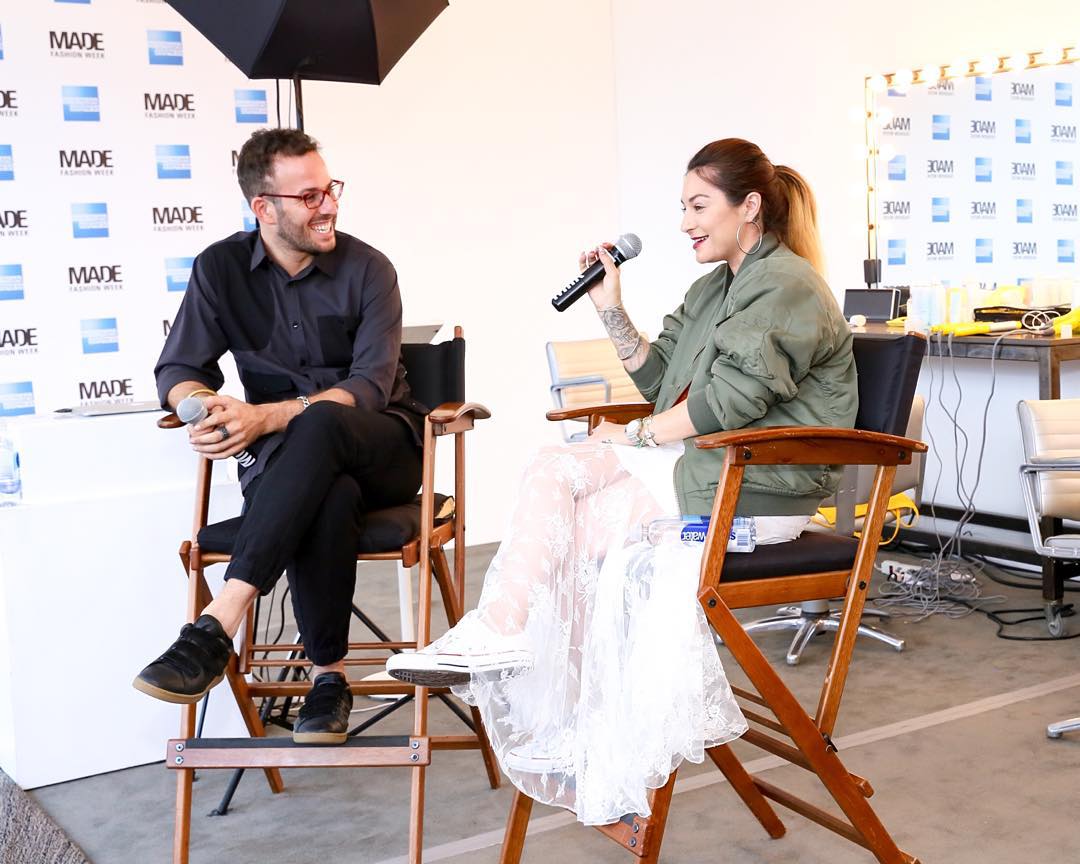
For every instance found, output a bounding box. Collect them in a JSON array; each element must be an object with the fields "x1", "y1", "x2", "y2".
[
  {"x1": 49, "y1": 30, "x2": 105, "y2": 59},
  {"x1": 59, "y1": 148, "x2": 114, "y2": 176},
  {"x1": 144, "y1": 91, "x2": 195, "y2": 120},
  {"x1": 68, "y1": 264, "x2": 123, "y2": 293}
]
